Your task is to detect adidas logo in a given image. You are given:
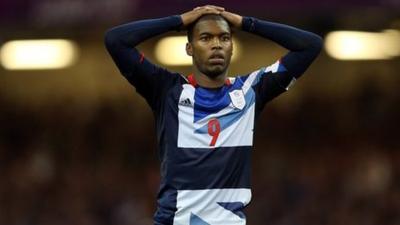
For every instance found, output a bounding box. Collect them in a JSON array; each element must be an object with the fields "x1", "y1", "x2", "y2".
[{"x1": 180, "y1": 98, "x2": 192, "y2": 106}]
